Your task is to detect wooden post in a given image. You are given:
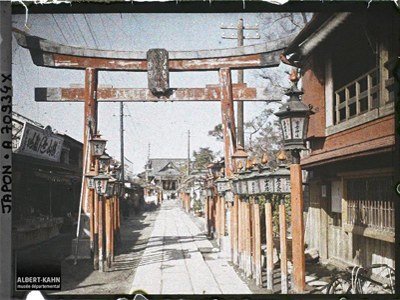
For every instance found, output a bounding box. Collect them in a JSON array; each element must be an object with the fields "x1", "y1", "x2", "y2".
[
  {"x1": 245, "y1": 199, "x2": 251, "y2": 277},
  {"x1": 227, "y1": 200, "x2": 233, "y2": 260},
  {"x1": 221, "y1": 195, "x2": 225, "y2": 237},
  {"x1": 265, "y1": 198, "x2": 274, "y2": 291},
  {"x1": 83, "y1": 68, "x2": 98, "y2": 213},
  {"x1": 251, "y1": 198, "x2": 256, "y2": 278},
  {"x1": 215, "y1": 195, "x2": 220, "y2": 239},
  {"x1": 279, "y1": 197, "x2": 288, "y2": 293},
  {"x1": 237, "y1": 196, "x2": 241, "y2": 267},
  {"x1": 105, "y1": 198, "x2": 111, "y2": 268},
  {"x1": 208, "y1": 196, "x2": 212, "y2": 237},
  {"x1": 112, "y1": 196, "x2": 116, "y2": 262},
  {"x1": 89, "y1": 189, "x2": 94, "y2": 253},
  {"x1": 219, "y1": 68, "x2": 236, "y2": 177},
  {"x1": 230, "y1": 200, "x2": 234, "y2": 260},
  {"x1": 254, "y1": 198, "x2": 262, "y2": 286},
  {"x1": 211, "y1": 195, "x2": 215, "y2": 237},
  {"x1": 233, "y1": 195, "x2": 239, "y2": 265},
  {"x1": 205, "y1": 196, "x2": 209, "y2": 235},
  {"x1": 240, "y1": 198, "x2": 245, "y2": 271},
  {"x1": 83, "y1": 67, "x2": 98, "y2": 270},
  {"x1": 290, "y1": 151, "x2": 305, "y2": 292},
  {"x1": 113, "y1": 194, "x2": 117, "y2": 249},
  {"x1": 98, "y1": 196, "x2": 104, "y2": 272},
  {"x1": 207, "y1": 196, "x2": 211, "y2": 236},
  {"x1": 116, "y1": 195, "x2": 121, "y2": 244},
  {"x1": 93, "y1": 179, "x2": 99, "y2": 270}
]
